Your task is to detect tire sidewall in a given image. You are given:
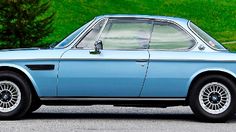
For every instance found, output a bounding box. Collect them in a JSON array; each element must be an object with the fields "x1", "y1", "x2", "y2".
[
  {"x1": 0, "y1": 71, "x2": 32, "y2": 119},
  {"x1": 190, "y1": 75, "x2": 236, "y2": 121}
]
